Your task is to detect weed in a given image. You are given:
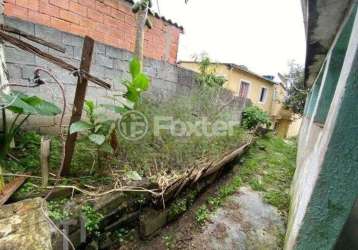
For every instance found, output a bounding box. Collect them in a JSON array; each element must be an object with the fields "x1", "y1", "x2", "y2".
[
  {"x1": 162, "y1": 234, "x2": 175, "y2": 249},
  {"x1": 249, "y1": 178, "x2": 265, "y2": 191},
  {"x1": 195, "y1": 205, "x2": 209, "y2": 225},
  {"x1": 207, "y1": 196, "x2": 222, "y2": 208},
  {"x1": 206, "y1": 176, "x2": 242, "y2": 211},
  {"x1": 81, "y1": 204, "x2": 104, "y2": 234},
  {"x1": 218, "y1": 176, "x2": 242, "y2": 198},
  {"x1": 168, "y1": 198, "x2": 187, "y2": 219},
  {"x1": 48, "y1": 199, "x2": 71, "y2": 222},
  {"x1": 114, "y1": 228, "x2": 130, "y2": 243}
]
